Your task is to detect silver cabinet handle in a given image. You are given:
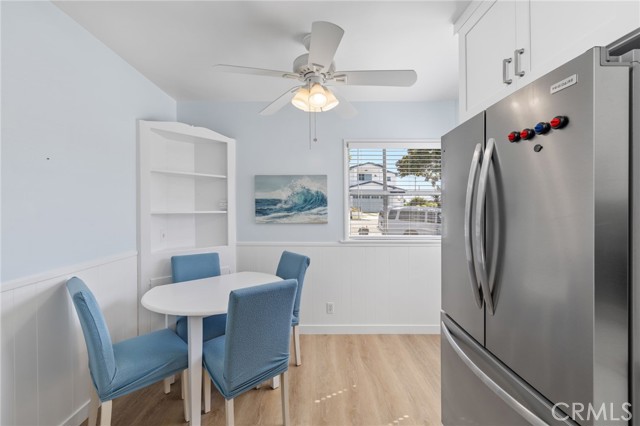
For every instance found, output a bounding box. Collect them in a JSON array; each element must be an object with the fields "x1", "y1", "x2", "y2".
[
  {"x1": 441, "y1": 321, "x2": 549, "y2": 426},
  {"x1": 474, "y1": 138, "x2": 496, "y2": 314},
  {"x1": 465, "y1": 144, "x2": 483, "y2": 309},
  {"x1": 514, "y1": 48, "x2": 525, "y2": 77},
  {"x1": 502, "y1": 58, "x2": 513, "y2": 85}
]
